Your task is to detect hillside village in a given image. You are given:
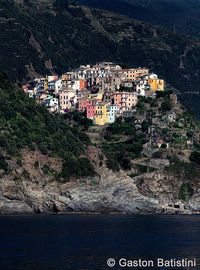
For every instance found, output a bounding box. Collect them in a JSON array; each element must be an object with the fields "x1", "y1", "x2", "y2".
[
  {"x1": 1, "y1": 62, "x2": 200, "y2": 214},
  {"x1": 20, "y1": 62, "x2": 200, "y2": 171},
  {"x1": 19, "y1": 62, "x2": 200, "y2": 210},
  {"x1": 22, "y1": 62, "x2": 164, "y2": 126}
]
